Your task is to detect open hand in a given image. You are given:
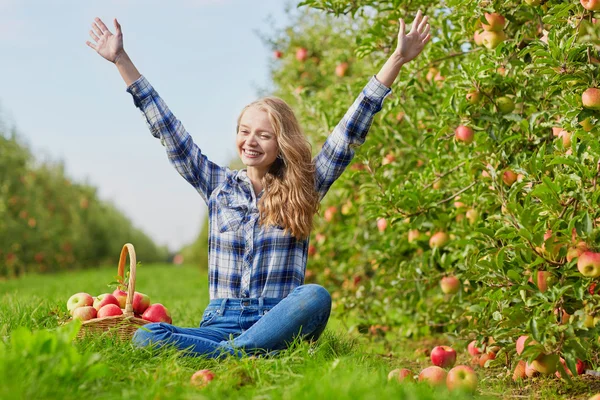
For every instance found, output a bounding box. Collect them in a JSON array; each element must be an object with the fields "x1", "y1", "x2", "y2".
[
  {"x1": 395, "y1": 10, "x2": 431, "y2": 64},
  {"x1": 86, "y1": 17, "x2": 124, "y2": 63}
]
